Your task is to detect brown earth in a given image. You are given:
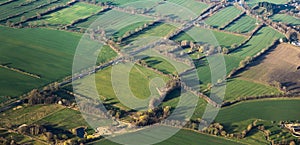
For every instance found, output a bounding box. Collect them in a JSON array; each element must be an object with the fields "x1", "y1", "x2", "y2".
[{"x1": 238, "y1": 43, "x2": 300, "y2": 93}]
